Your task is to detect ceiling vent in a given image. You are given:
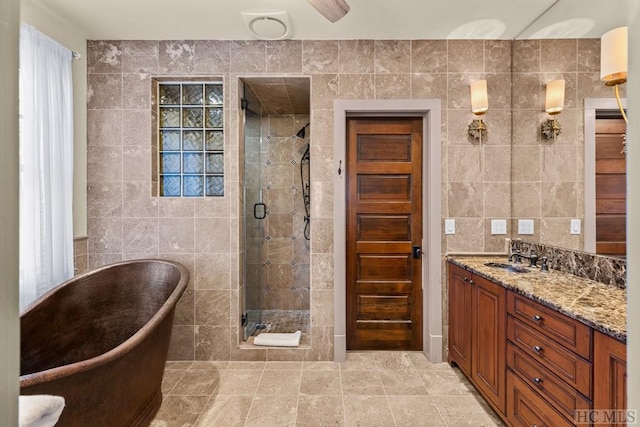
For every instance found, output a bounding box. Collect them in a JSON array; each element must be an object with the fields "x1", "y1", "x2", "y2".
[{"x1": 241, "y1": 11, "x2": 292, "y2": 40}]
